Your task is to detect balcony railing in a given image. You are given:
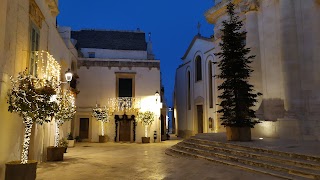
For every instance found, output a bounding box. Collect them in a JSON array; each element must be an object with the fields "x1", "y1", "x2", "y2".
[{"x1": 107, "y1": 97, "x2": 141, "y2": 114}]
